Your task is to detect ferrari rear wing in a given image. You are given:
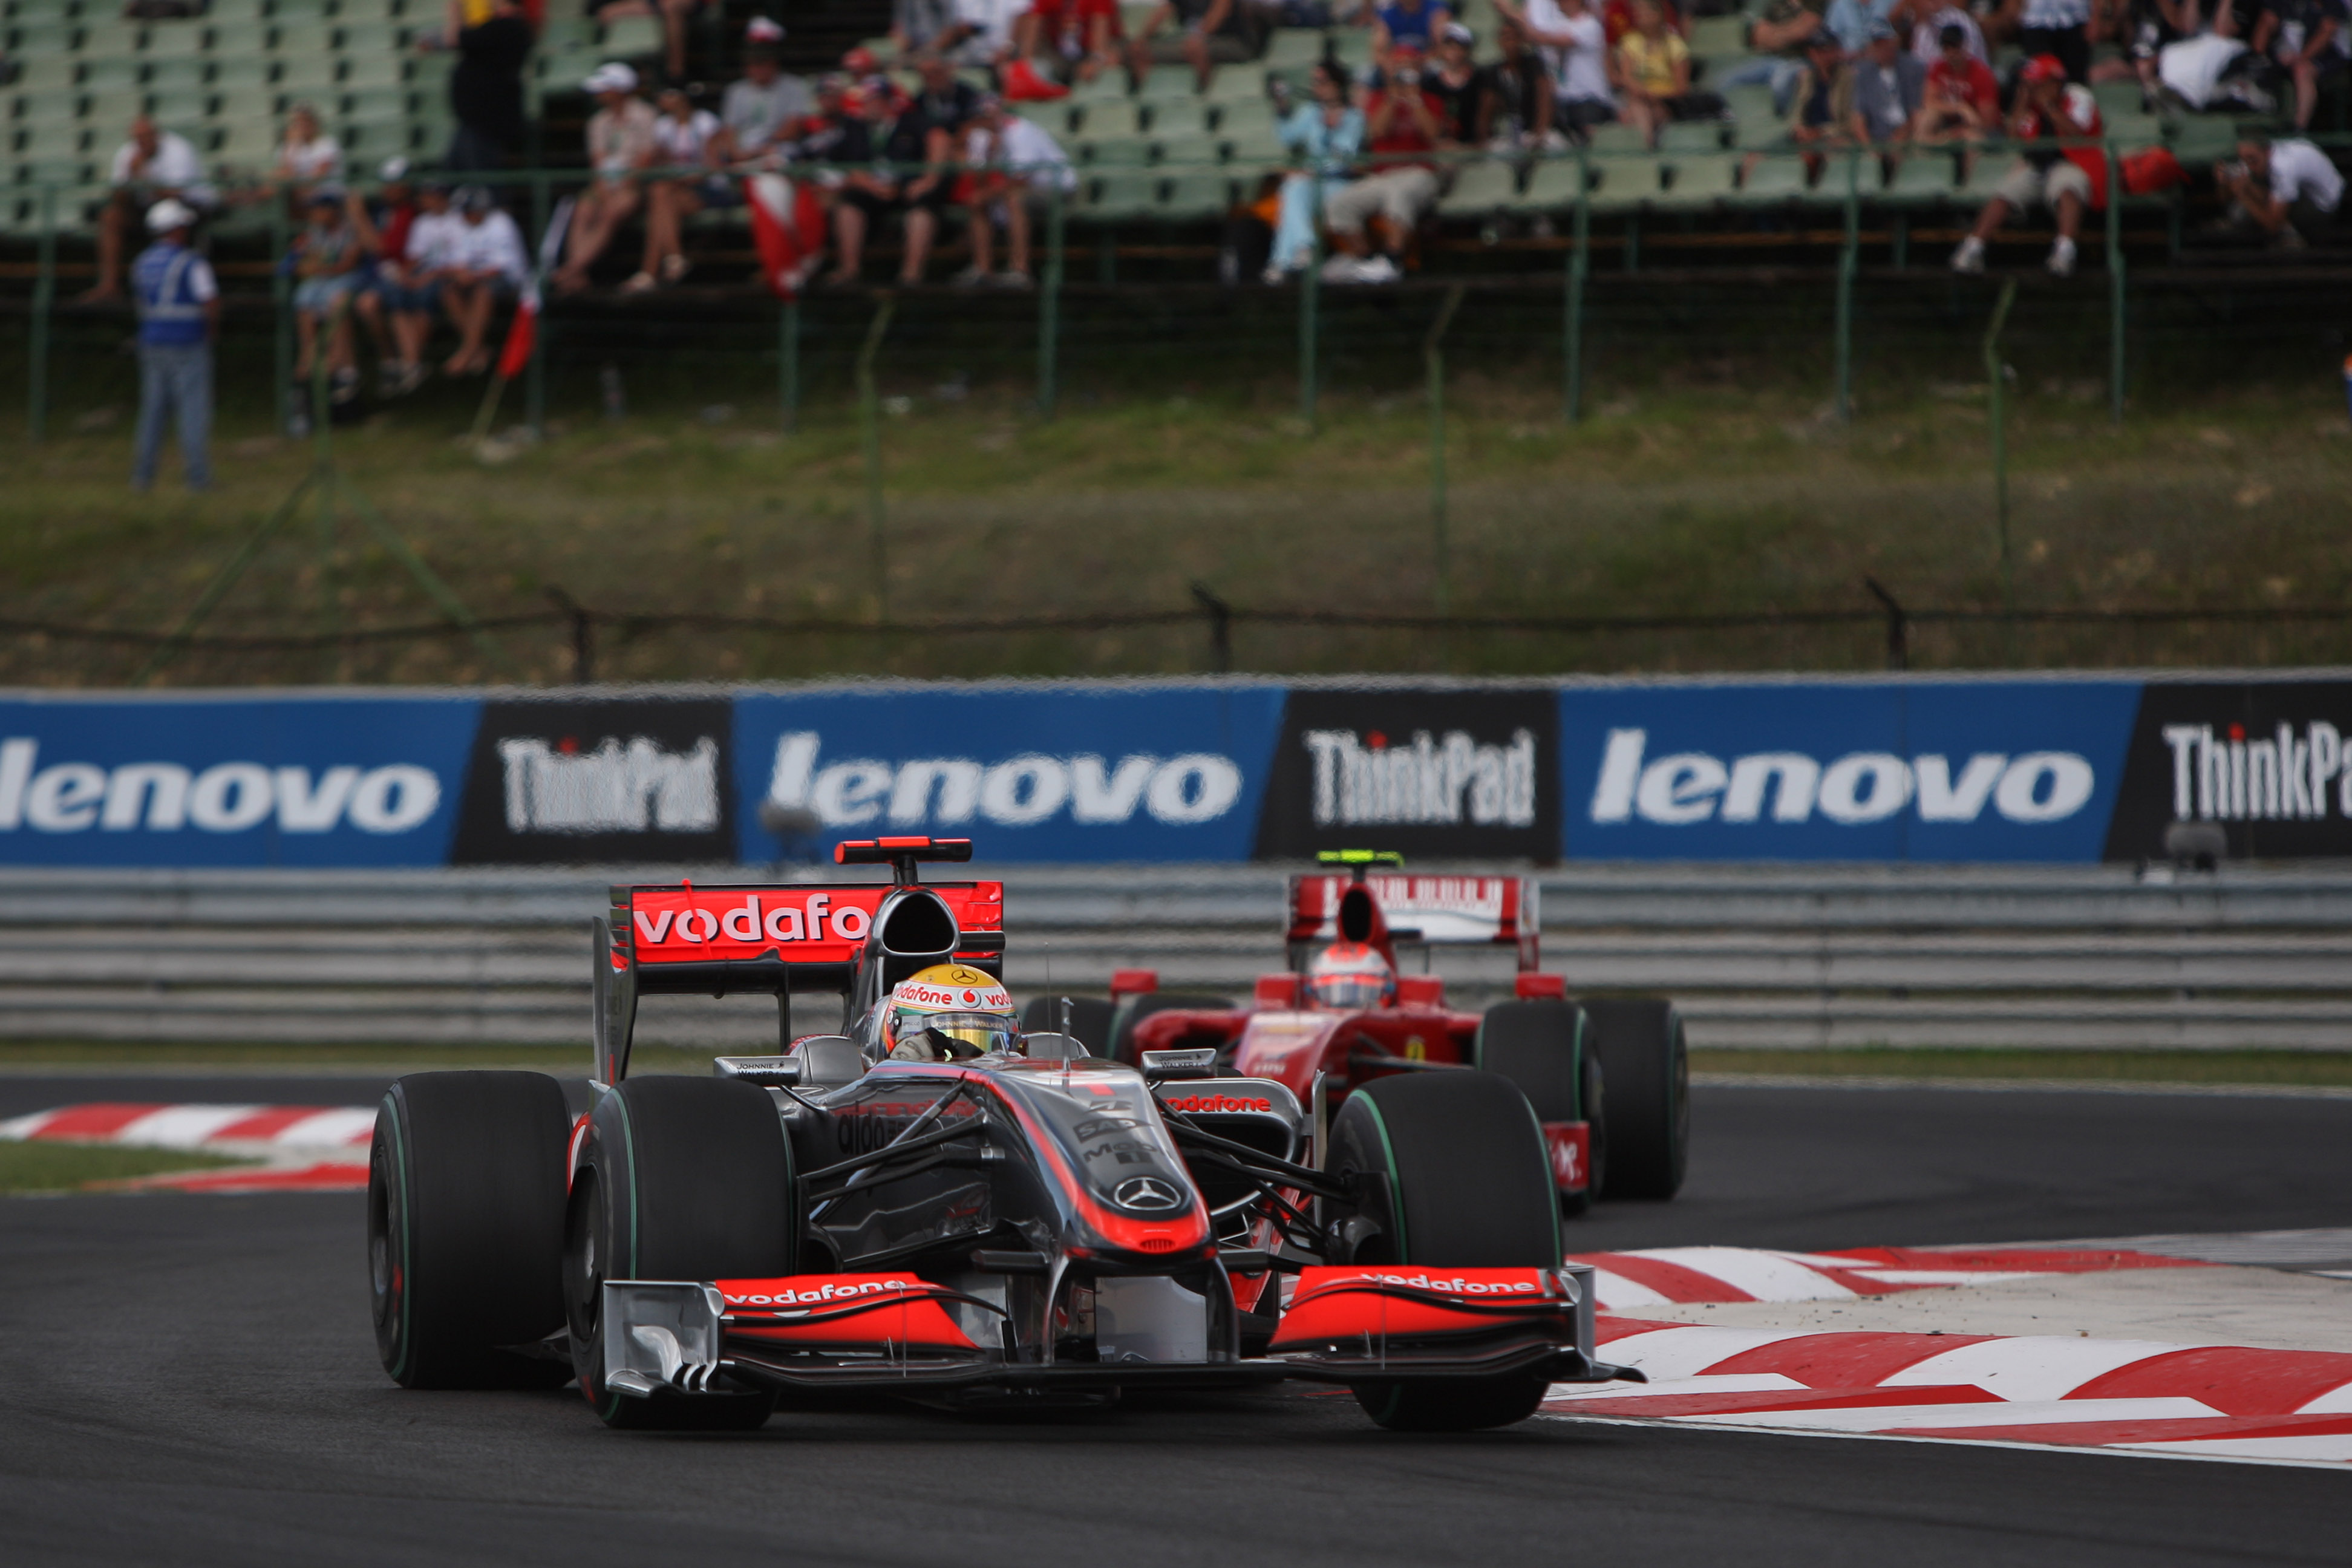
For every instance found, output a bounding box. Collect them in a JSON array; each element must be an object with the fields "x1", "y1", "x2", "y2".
[
  {"x1": 594, "y1": 838, "x2": 1005, "y2": 1082},
  {"x1": 1286, "y1": 872, "x2": 1540, "y2": 971}
]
